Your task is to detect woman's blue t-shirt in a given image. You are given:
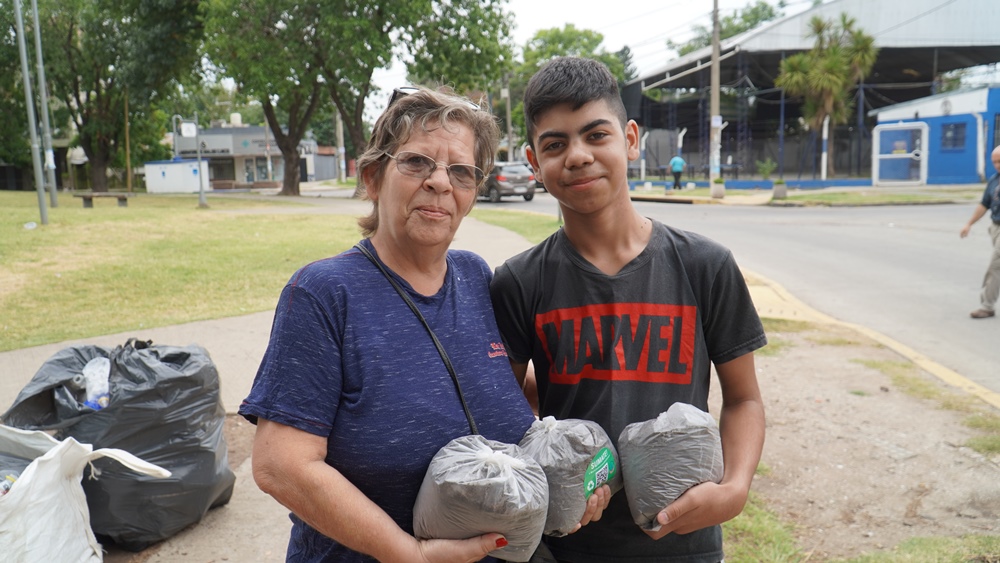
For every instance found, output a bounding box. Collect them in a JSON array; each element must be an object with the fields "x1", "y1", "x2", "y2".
[{"x1": 239, "y1": 239, "x2": 535, "y2": 562}]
